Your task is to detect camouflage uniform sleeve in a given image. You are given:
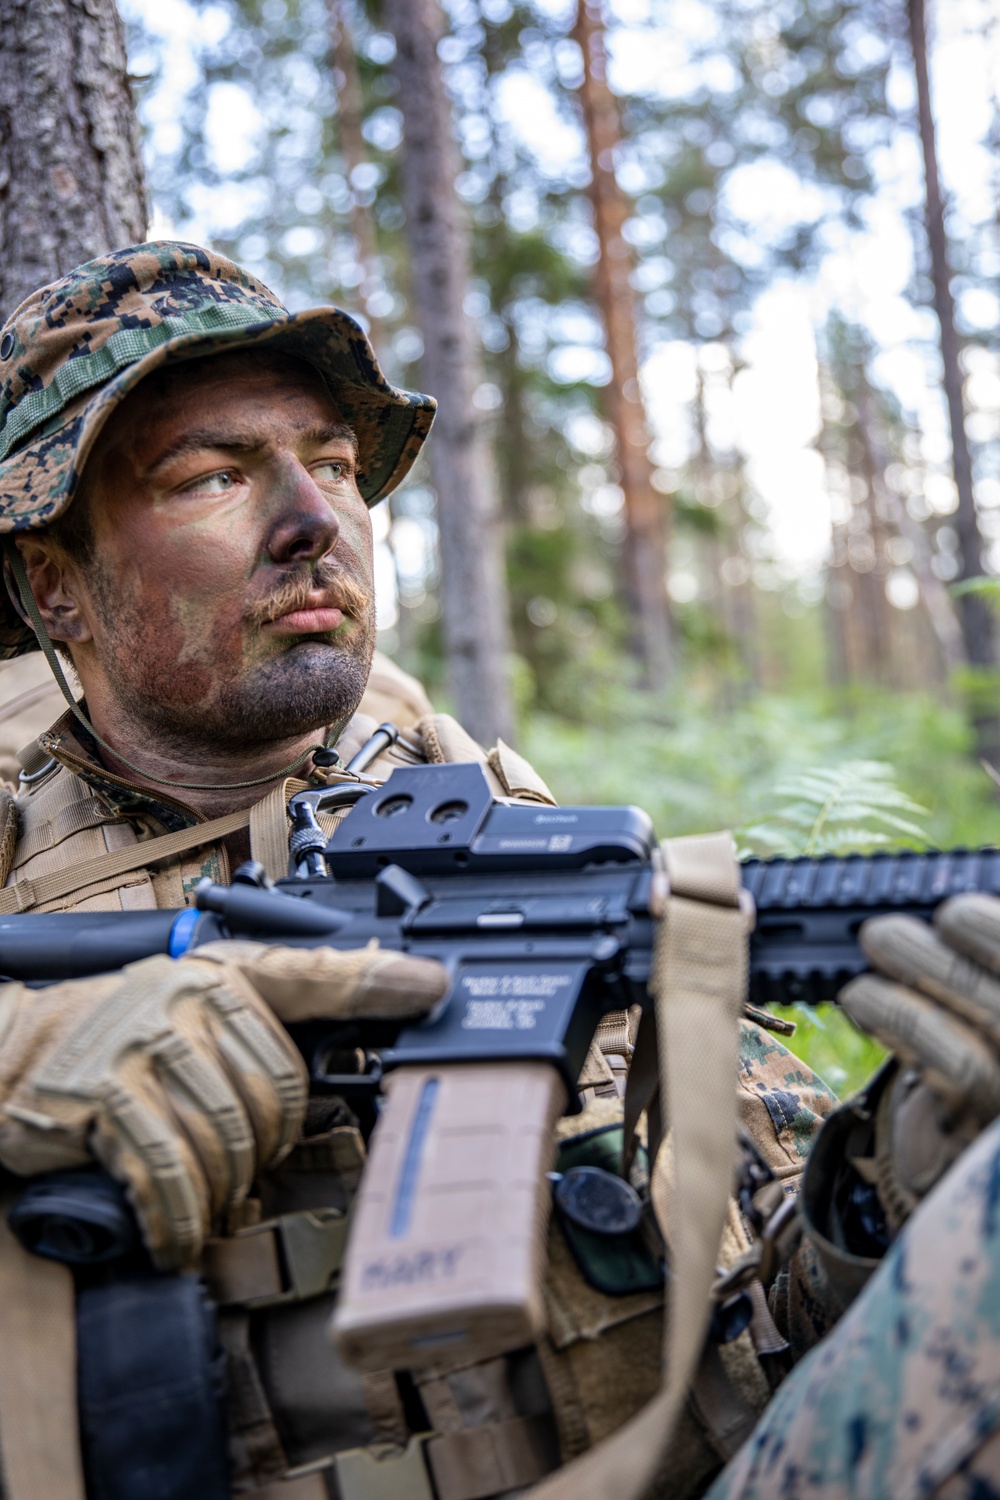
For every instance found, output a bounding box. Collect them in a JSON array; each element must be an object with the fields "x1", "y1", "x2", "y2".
[
  {"x1": 706, "y1": 1111, "x2": 1000, "y2": 1499},
  {"x1": 735, "y1": 1020, "x2": 844, "y2": 1357}
]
